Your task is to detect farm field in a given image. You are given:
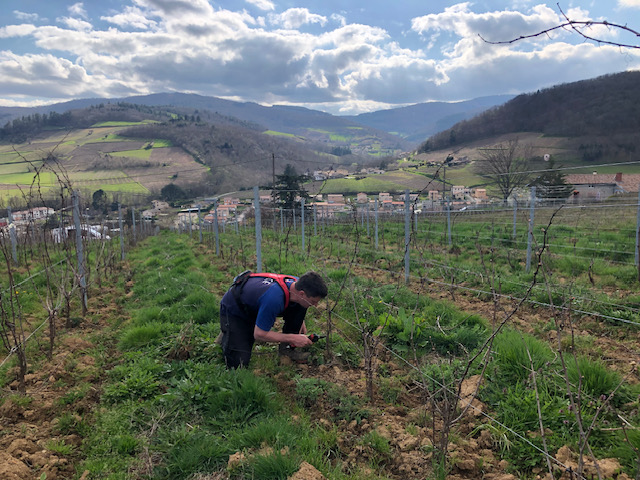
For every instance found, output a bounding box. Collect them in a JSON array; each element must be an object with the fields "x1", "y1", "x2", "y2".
[
  {"x1": 0, "y1": 123, "x2": 209, "y2": 202},
  {"x1": 1, "y1": 197, "x2": 640, "y2": 480}
]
